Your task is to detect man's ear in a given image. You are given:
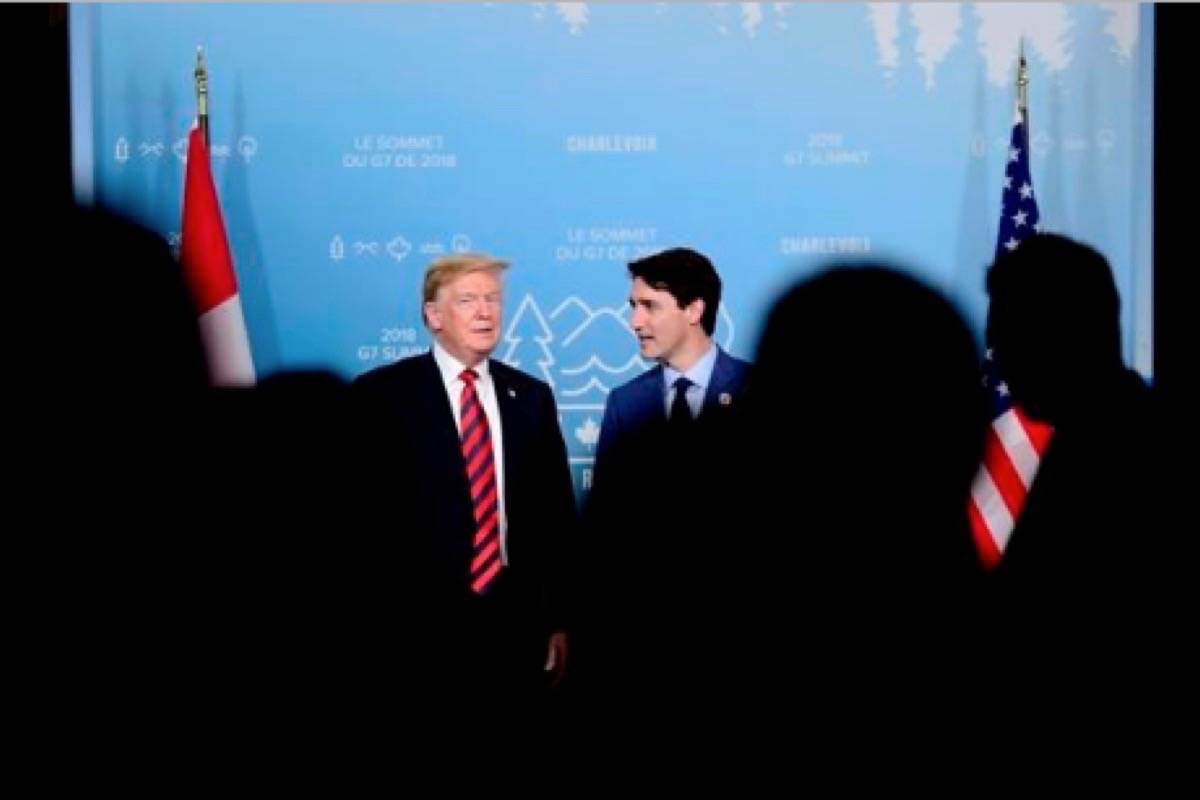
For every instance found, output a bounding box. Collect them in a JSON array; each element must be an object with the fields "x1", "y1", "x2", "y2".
[
  {"x1": 685, "y1": 297, "x2": 705, "y2": 326},
  {"x1": 424, "y1": 301, "x2": 441, "y2": 332}
]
